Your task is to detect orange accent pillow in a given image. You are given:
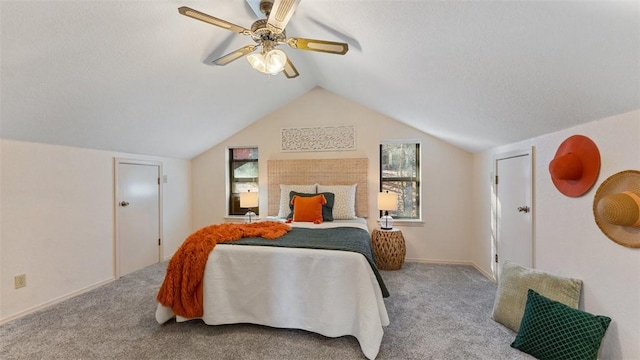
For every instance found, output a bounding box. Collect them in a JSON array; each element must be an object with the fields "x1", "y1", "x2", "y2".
[{"x1": 291, "y1": 194, "x2": 327, "y2": 223}]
